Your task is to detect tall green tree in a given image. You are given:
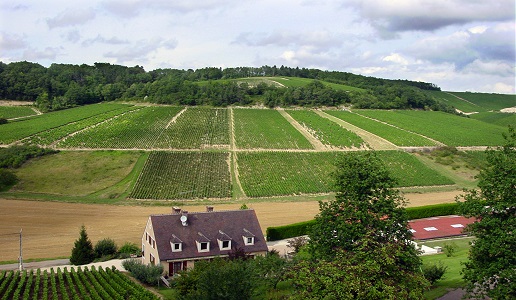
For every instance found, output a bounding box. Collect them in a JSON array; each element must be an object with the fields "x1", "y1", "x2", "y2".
[
  {"x1": 457, "y1": 126, "x2": 516, "y2": 299},
  {"x1": 298, "y1": 151, "x2": 426, "y2": 299},
  {"x1": 309, "y1": 151, "x2": 412, "y2": 258},
  {"x1": 70, "y1": 225, "x2": 95, "y2": 265}
]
